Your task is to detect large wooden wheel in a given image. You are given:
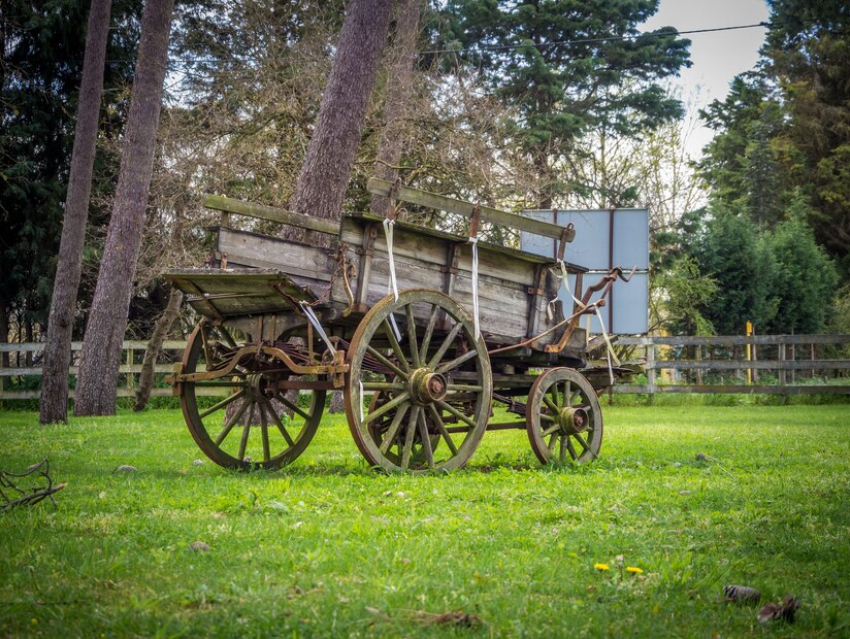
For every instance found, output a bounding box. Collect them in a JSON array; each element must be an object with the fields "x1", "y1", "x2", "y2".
[
  {"x1": 179, "y1": 320, "x2": 325, "y2": 470},
  {"x1": 526, "y1": 368, "x2": 602, "y2": 465},
  {"x1": 344, "y1": 289, "x2": 492, "y2": 473}
]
